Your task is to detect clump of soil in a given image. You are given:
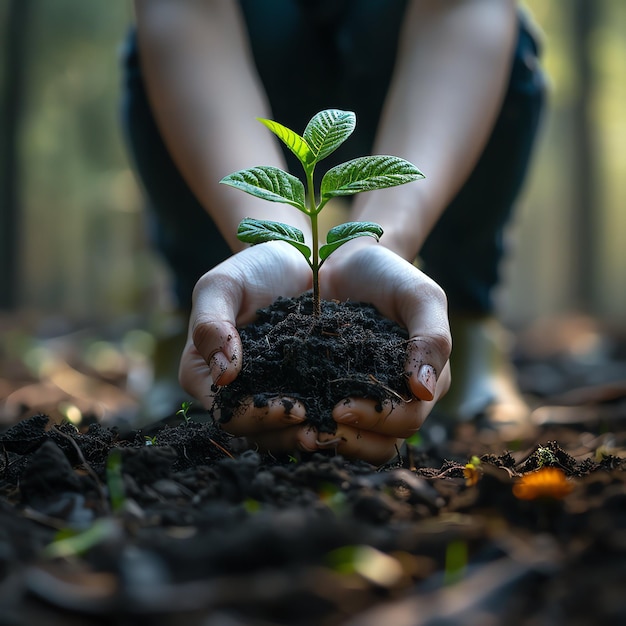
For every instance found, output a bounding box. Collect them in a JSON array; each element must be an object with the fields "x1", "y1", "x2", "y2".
[{"x1": 211, "y1": 293, "x2": 411, "y2": 433}]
